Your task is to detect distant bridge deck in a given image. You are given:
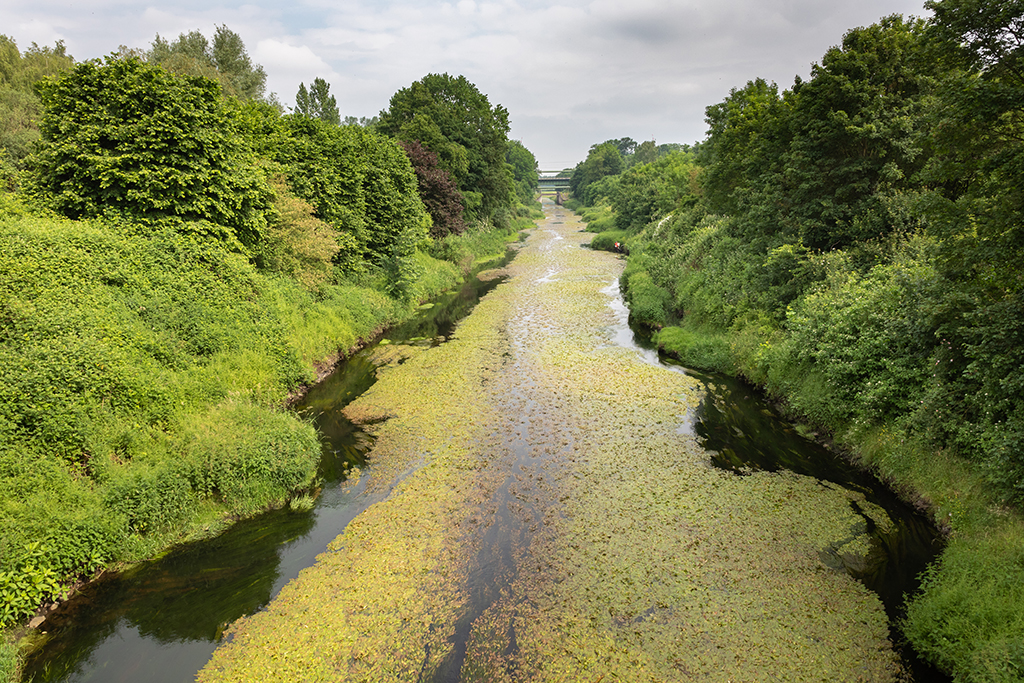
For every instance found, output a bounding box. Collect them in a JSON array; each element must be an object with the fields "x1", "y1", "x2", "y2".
[{"x1": 537, "y1": 175, "x2": 571, "y2": 191}]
